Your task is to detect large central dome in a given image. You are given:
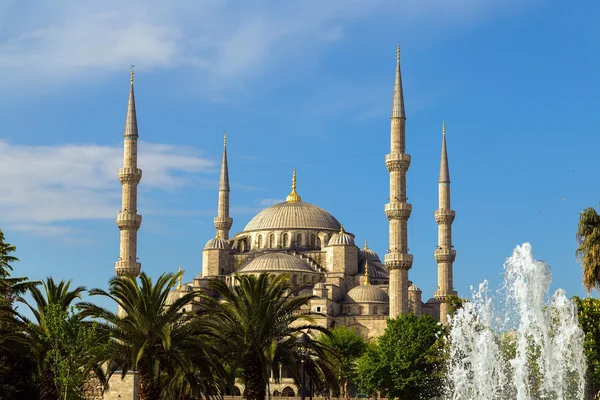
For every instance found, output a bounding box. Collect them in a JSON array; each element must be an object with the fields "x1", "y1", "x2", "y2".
[{"x1": 243, "y1": 201, "x2": 341, "y2": 232}]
